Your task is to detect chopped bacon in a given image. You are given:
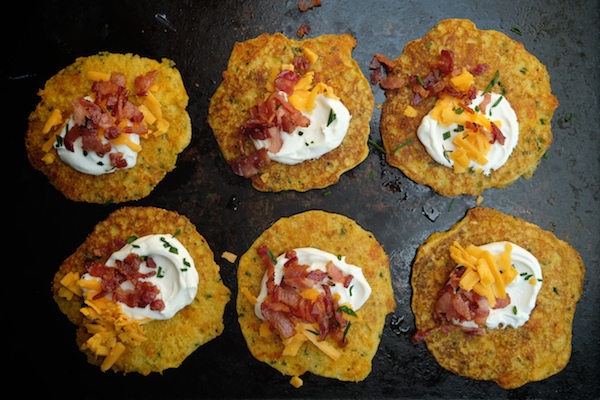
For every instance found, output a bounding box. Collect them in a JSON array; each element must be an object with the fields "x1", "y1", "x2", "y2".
[
  {"x1": 298, "y1": 0, "x2": 321, "y2": 12},
  {"x1": 292, "y1": 55, "x2": 311, "y2": 72},
  {"x1": 257, "y1": 245, "x2": 354, "y2": 348},
  {"x1": 85, "y1": 251, "x2": 162, "y2": 311},
  {"x1": 297, "y1": 23, "x2": 311, "y2": 38},
  {"x1": 109, "y1": 152, "x2": 128, "y2": 169},
  {"x1": 429, "y1": 49, "x2": 454, "y2": 76},
  {"x1": 134, "y1": 70, "x2": 158, "y2": 96},
  {"x1": 469, "y1": 63, "x2": 489, "y2": 76},
  {"x1": 274, "y1": 70, "x2": 302, "y2": 96},
  {"x1": 231, "y1": 148, "x2": 271, "y2": 177},
  {"x1": 479, "y1": 92, "x2": 492, "y2": 114},
  {"x1": 490, "y1": 121, "x2": 506, "y2": 145},
  {"x1": 379, "y1": 76, "x2": 406, "y2": 90}
]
